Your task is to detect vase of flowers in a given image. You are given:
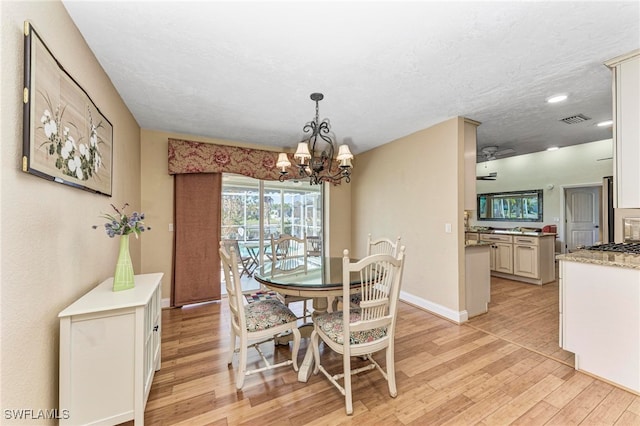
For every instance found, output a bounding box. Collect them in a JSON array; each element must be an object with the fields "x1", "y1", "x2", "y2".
[{"x1": 93, "y1": 203, "x2": 151, "y2": 291}]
